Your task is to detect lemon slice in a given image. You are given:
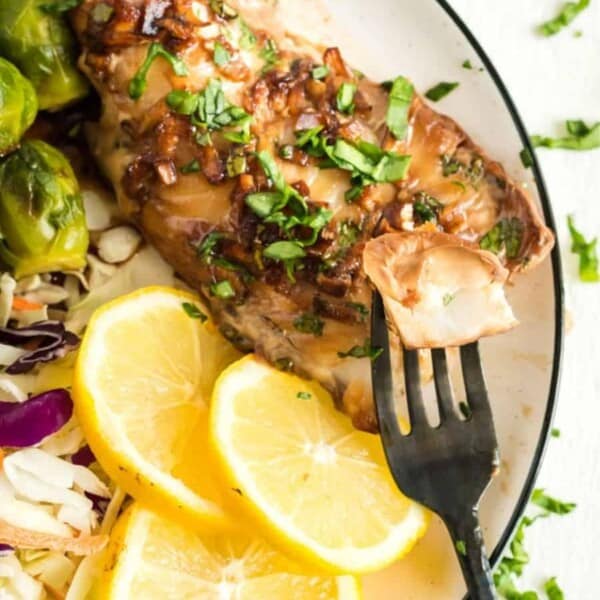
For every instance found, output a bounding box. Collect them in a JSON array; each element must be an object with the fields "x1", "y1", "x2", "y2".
[
  {"x1": 98, "y1": 503, "x2": 362, "y2": 599},
  {"x1": 210, "y1": 356, "x2": 429, "y2": 574},
  {"x1": 73, "y1": 286, "x2": 241, "y2": 530}
]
